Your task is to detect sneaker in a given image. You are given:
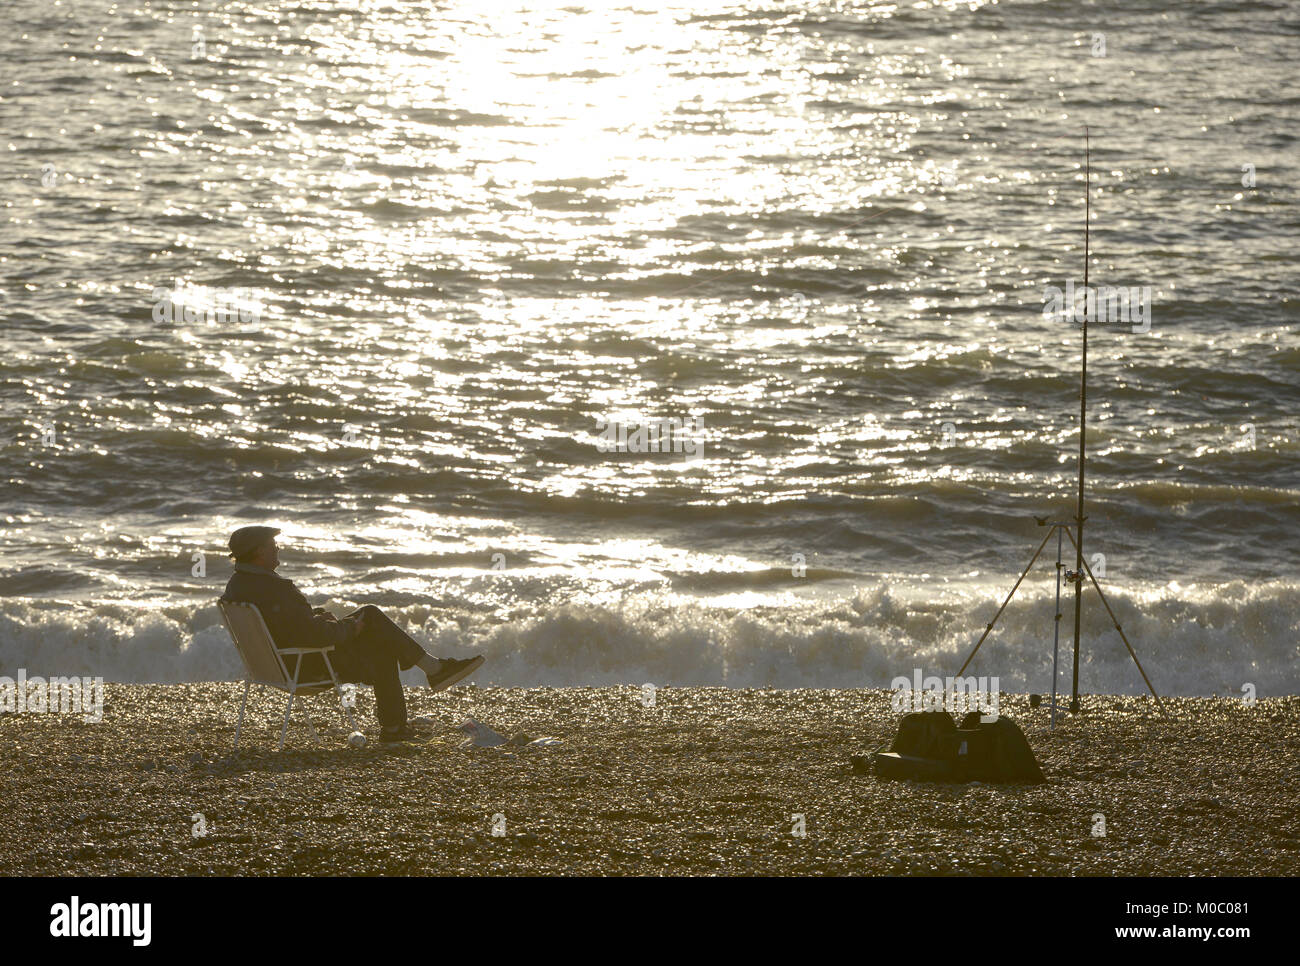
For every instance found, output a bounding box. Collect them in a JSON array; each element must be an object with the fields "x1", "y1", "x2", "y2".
[
  {"x1": 425, "y1": 655, "x2": 485, "y2": 693},
  {"x1": 378, "y1": 725, "x2": 429, "y2": 743}
]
